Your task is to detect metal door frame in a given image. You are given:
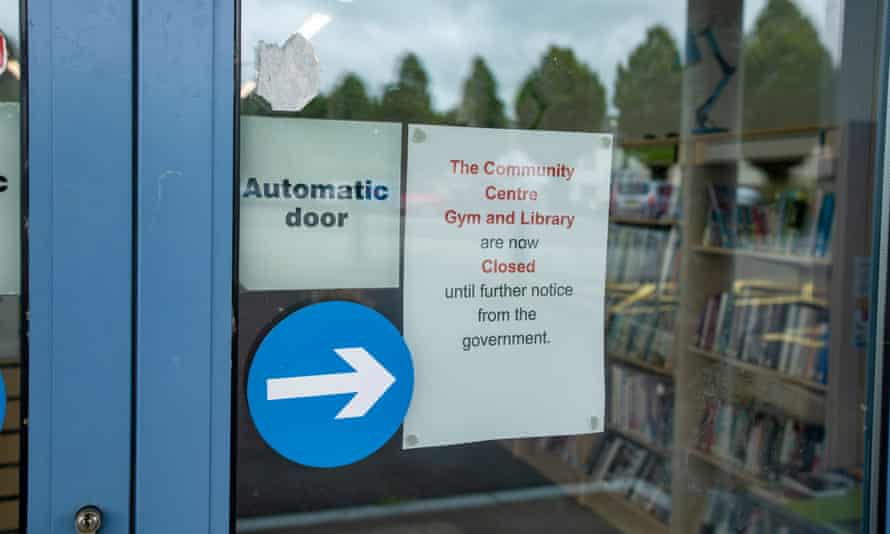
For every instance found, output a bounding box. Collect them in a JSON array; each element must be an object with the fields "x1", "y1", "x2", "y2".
[
  {"x1": 132, "y1": 0, "x2": 233, "y2": 532},
  {"x1": 27, "y1": 0, "x2": 134, "y2": 532},
  {"x1": 118, "y1": 0, "x2": 890, "y2": 533}
]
